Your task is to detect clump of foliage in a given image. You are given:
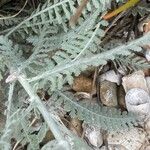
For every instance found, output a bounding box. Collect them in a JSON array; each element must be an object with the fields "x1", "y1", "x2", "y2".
[{"x1": 0, "y1": 0, "x2": 150, "y2": 149}]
